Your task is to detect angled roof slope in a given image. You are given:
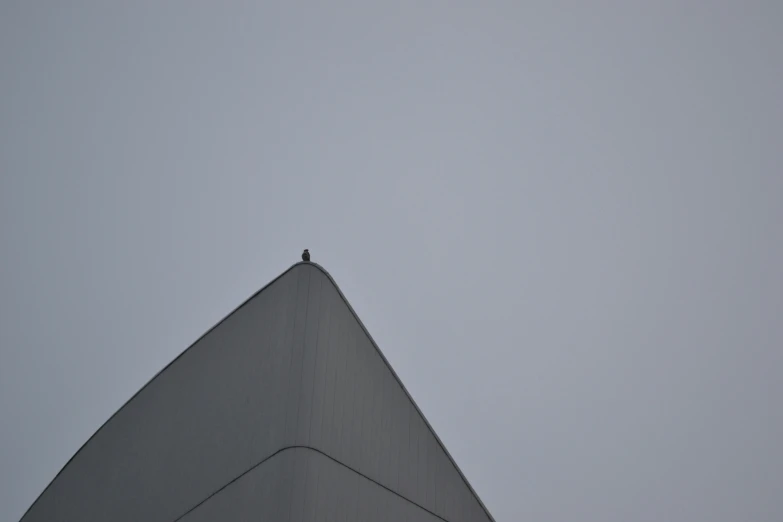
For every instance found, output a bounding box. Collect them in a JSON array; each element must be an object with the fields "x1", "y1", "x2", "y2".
[{"x1": 21, "y1": 262, "x2": 495, "y2": 522}]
